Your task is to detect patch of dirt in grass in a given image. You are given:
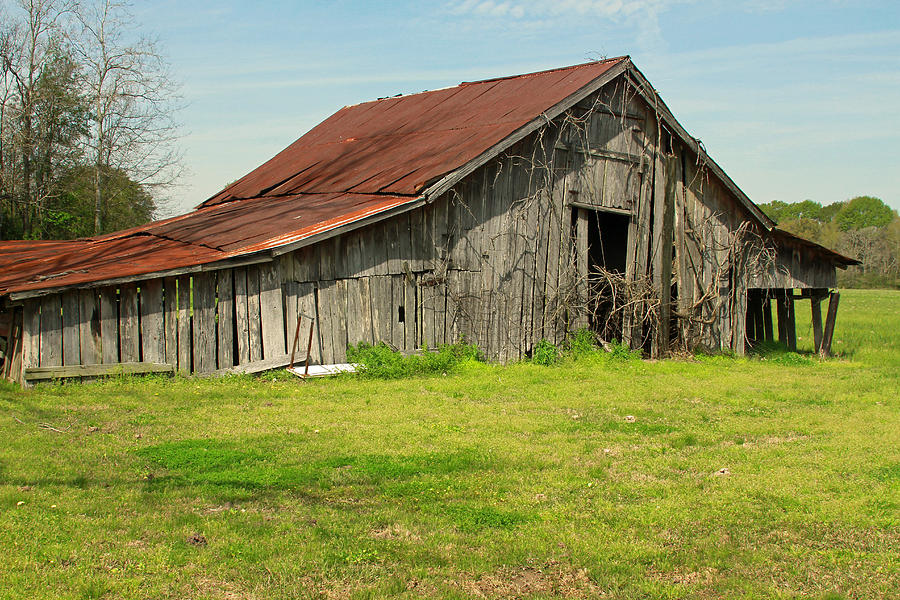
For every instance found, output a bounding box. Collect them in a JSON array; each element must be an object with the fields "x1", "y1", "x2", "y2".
[
  {"x1": 650, "y1": 566, "x2": 720, "y2": 586},
  {"x1": 370, "y1": 524, "x2": 421, "y2": 541},
  {"x1": 724, "y1": 433, "x2": 810, "y2": 448},
  {"x1": 188, "y1": 576, "x2": 251, "y2": 600},
  {"x1": 458, "y1": 560, "x2": 602, "y2": 598}
]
